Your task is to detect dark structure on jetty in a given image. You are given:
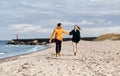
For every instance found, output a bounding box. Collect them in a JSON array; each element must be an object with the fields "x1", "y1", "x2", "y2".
[
  {"x1": 7, "y1": 37, "x2": 96, "y2": 45},
  {"x1": 7, "y1": 38, "x2": 72, "y2": 45}
]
